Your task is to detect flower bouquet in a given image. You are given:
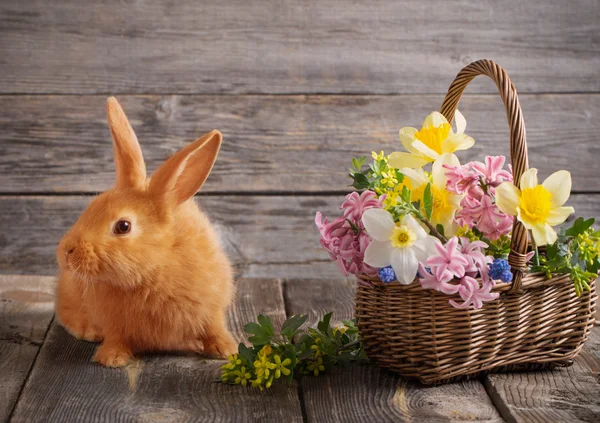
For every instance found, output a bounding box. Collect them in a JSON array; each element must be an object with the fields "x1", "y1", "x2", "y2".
[{"x1": 316, "y1": 60, "x2": 598, "y2": 384}]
